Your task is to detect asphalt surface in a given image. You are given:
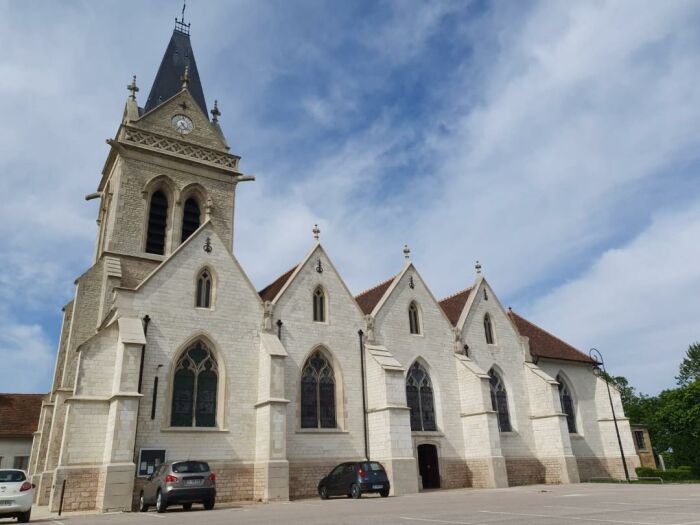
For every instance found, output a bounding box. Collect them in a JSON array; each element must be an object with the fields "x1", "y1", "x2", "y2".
[{"x1": 11, "y1": 483, "x2": 700, "y2": 525}]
